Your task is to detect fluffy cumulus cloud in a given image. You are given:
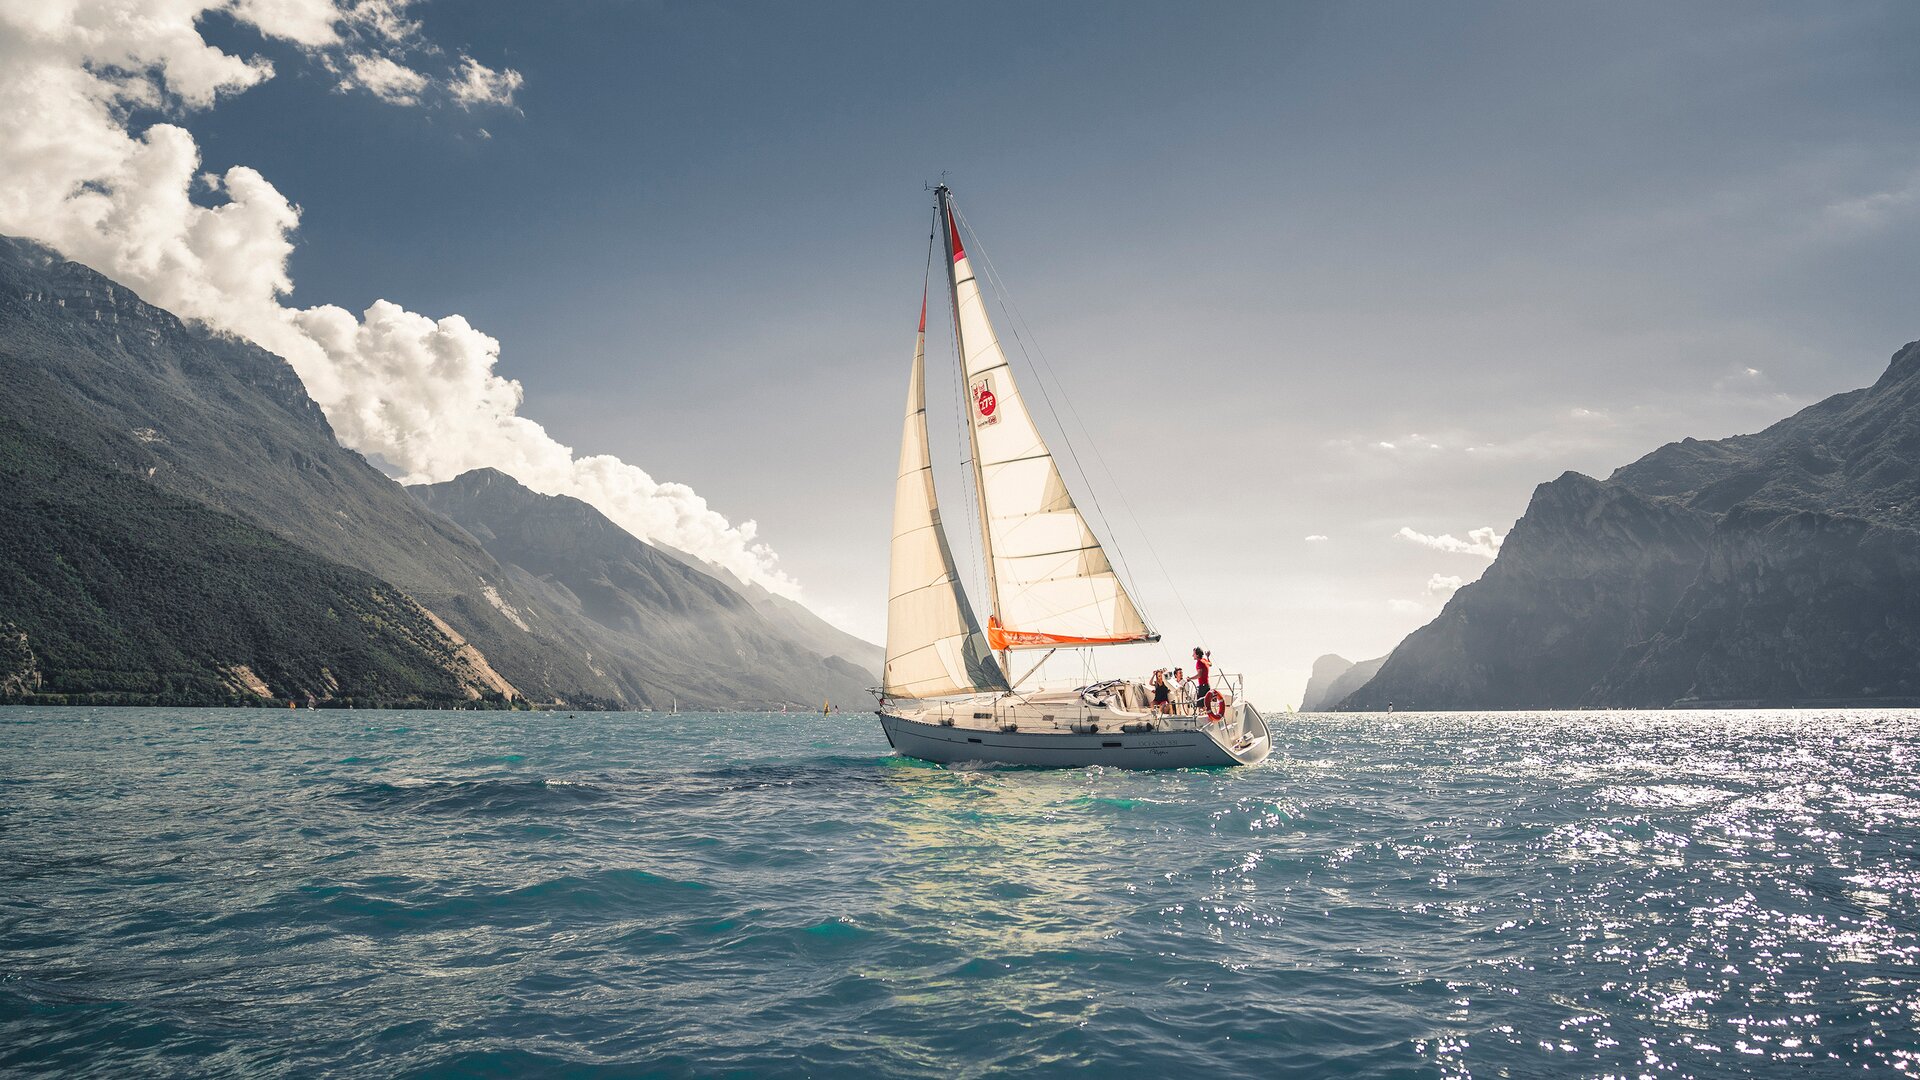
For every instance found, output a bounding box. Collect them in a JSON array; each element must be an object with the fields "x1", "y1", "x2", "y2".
[
  {"x1": 1425, "y1": 573, "x2": 1465, "y2": 595},
  {"x1": 0, "y1": 0, "x2": 794, "y2": 597},
  {"x1": 1304, "y1": 534, "x2": 1329, "y2": 543},
  {"x1": 1395, "y1": 525, "x2": 1505, "y2": 559},
  {"x1": 334, "y1": 52, "x2": 428, "y2": 104}
]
